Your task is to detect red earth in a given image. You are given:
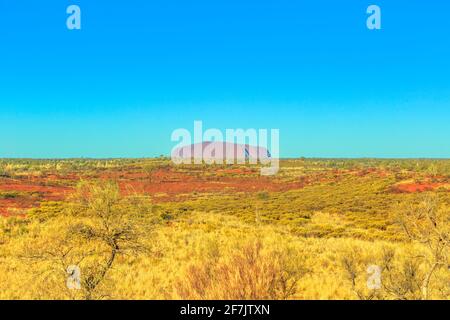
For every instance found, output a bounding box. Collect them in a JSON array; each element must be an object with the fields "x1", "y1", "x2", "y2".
[
  {"x1": 0, "y1": 167, "x2": 309, "y2": 216},
  {"x1": 2, "y1": 166, "x2": 446, "y2": 216},
  {"x1": 0, "y1": 177, "x2": 72, "y2": 216},
  {"x1": 391, "y1": 182, "x2": 448, "y2": 193}
]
